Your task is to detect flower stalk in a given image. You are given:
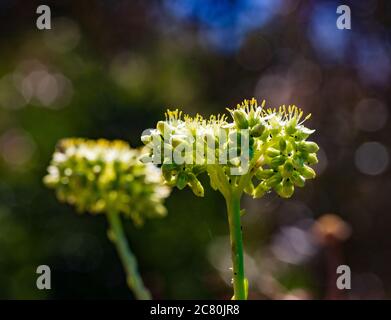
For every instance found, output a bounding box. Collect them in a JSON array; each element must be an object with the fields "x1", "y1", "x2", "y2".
[
  {"x1": 225, "y1": 190, "x2": 246, "y2": 300},
  {"x1": 107, "y1": 210, "x2": 151, "y2": 300}
]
